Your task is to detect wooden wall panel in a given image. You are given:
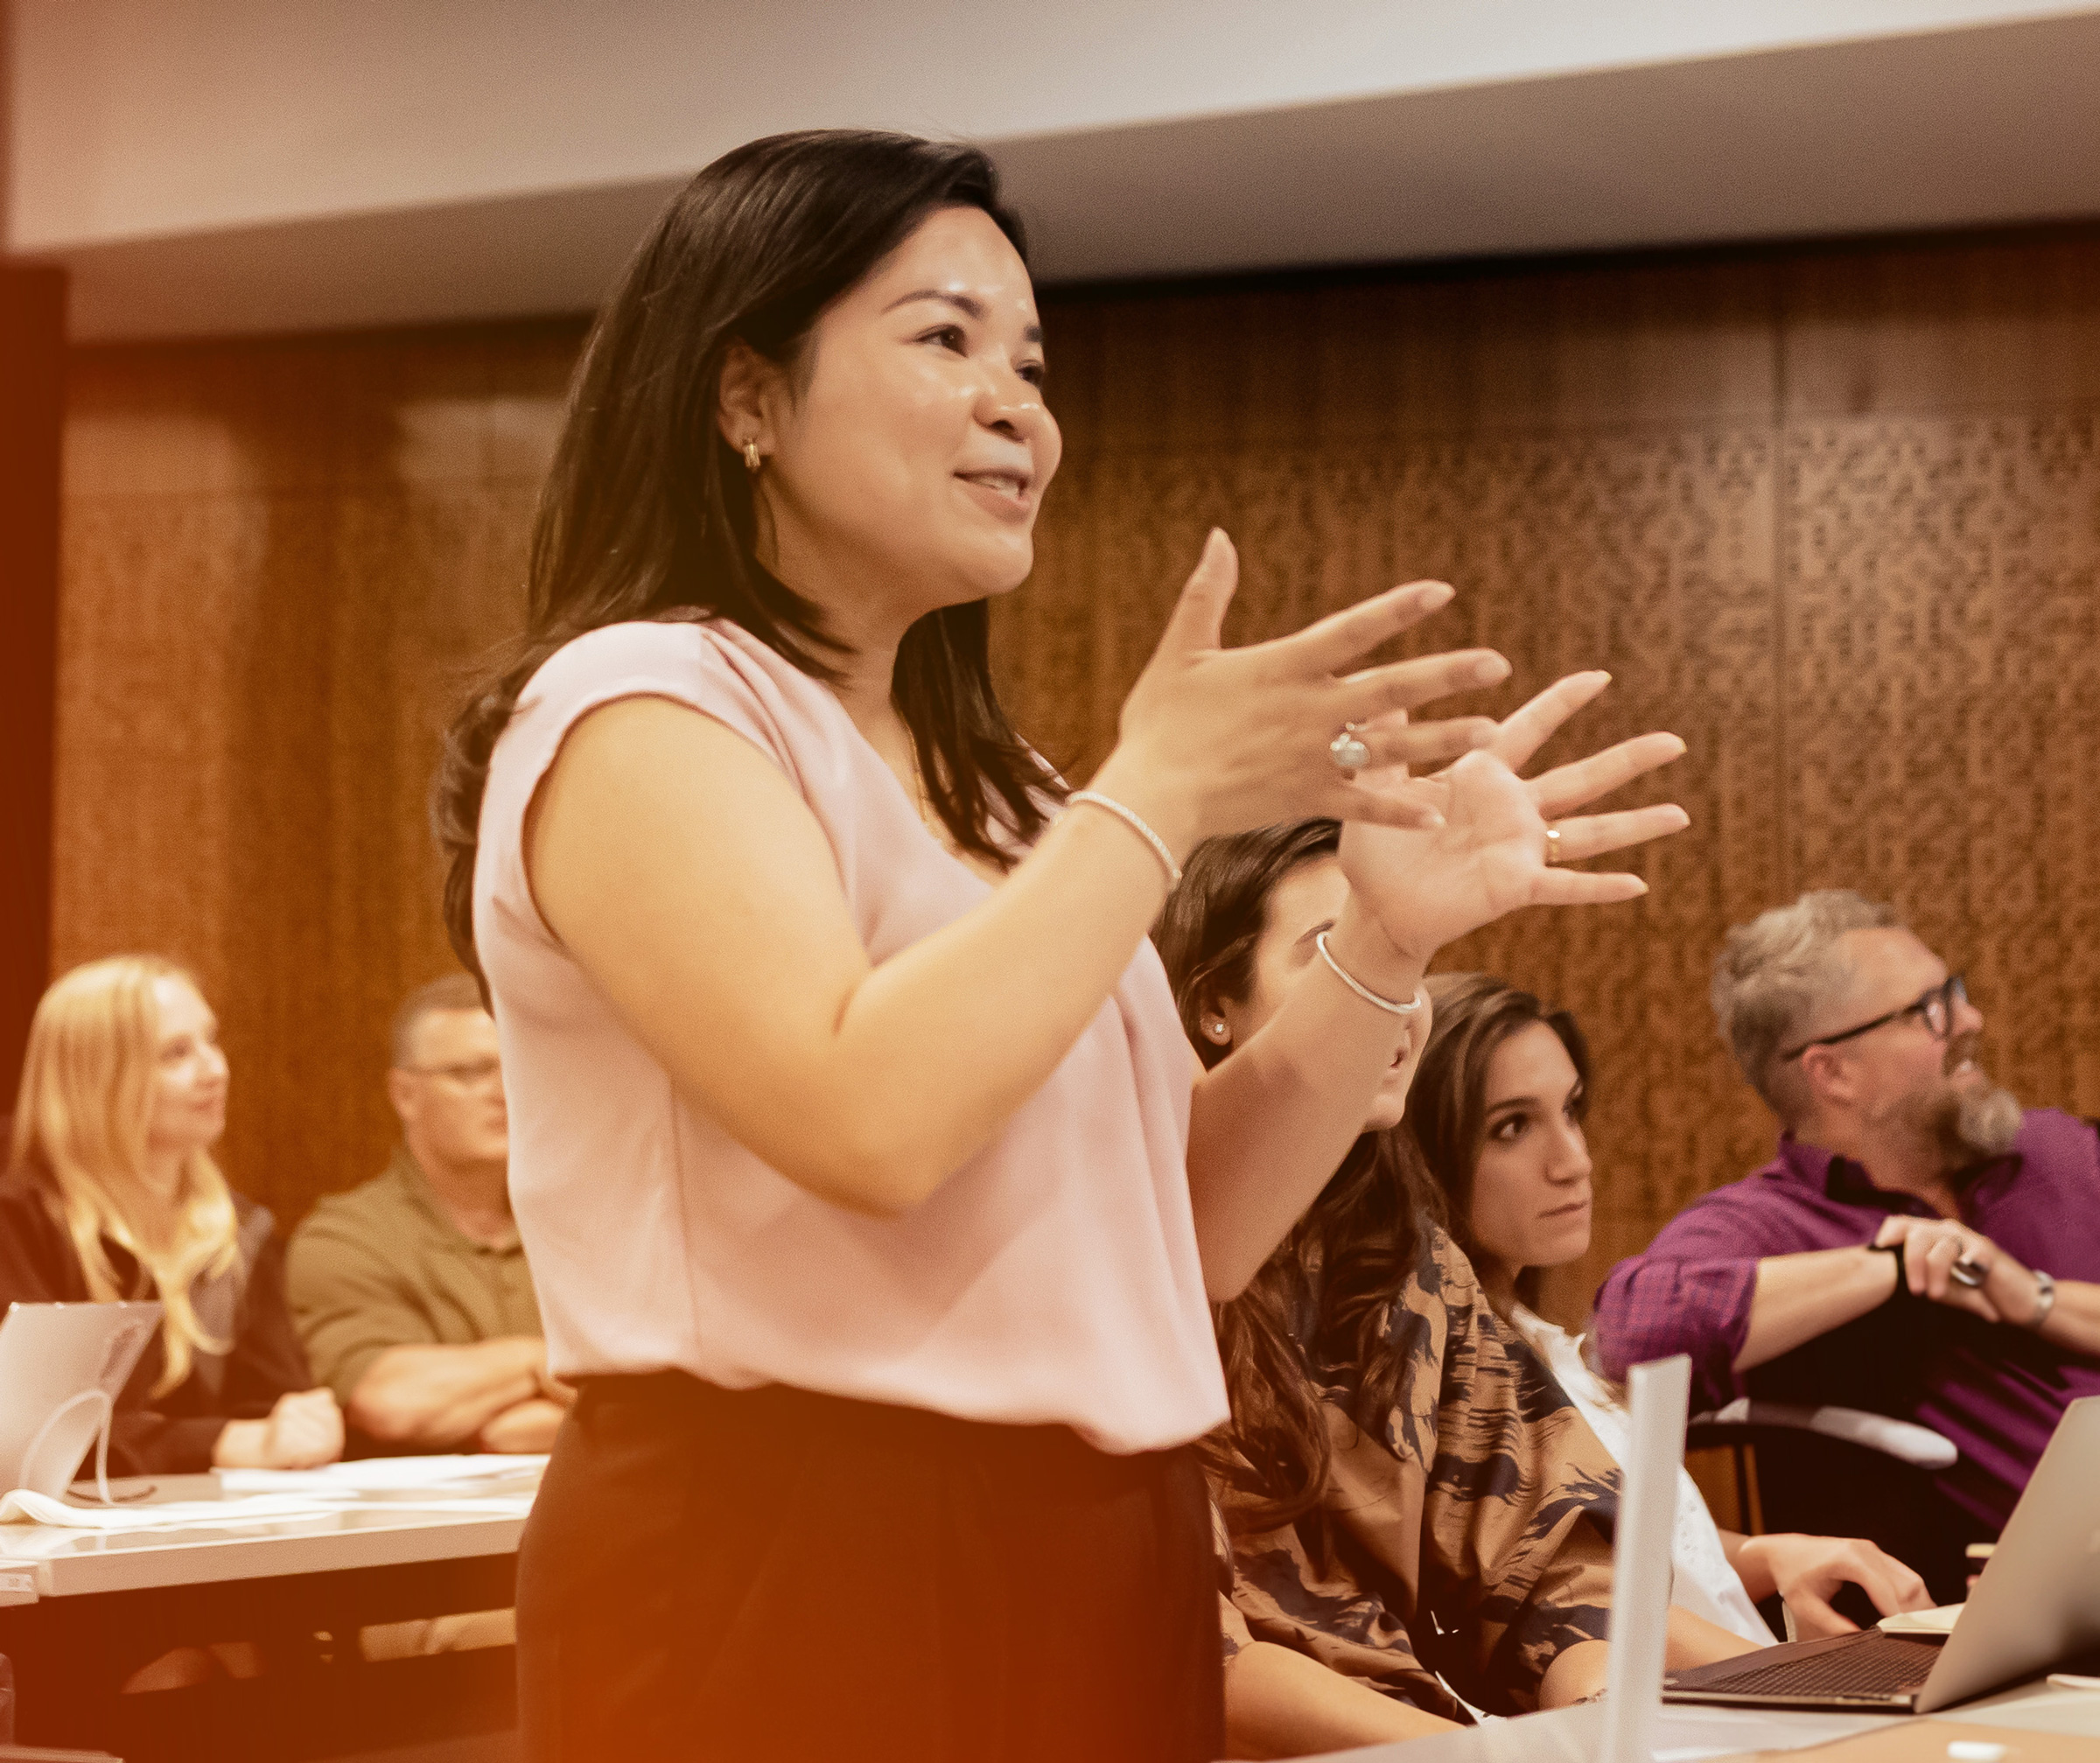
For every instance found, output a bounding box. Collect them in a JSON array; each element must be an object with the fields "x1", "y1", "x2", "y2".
[
  {"x1": 55, "y1": 323, "x2": 578, "y2": 1227},
  {"x1": 52, "y1": 229, "x2": 2100, "y2": 1316}
]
